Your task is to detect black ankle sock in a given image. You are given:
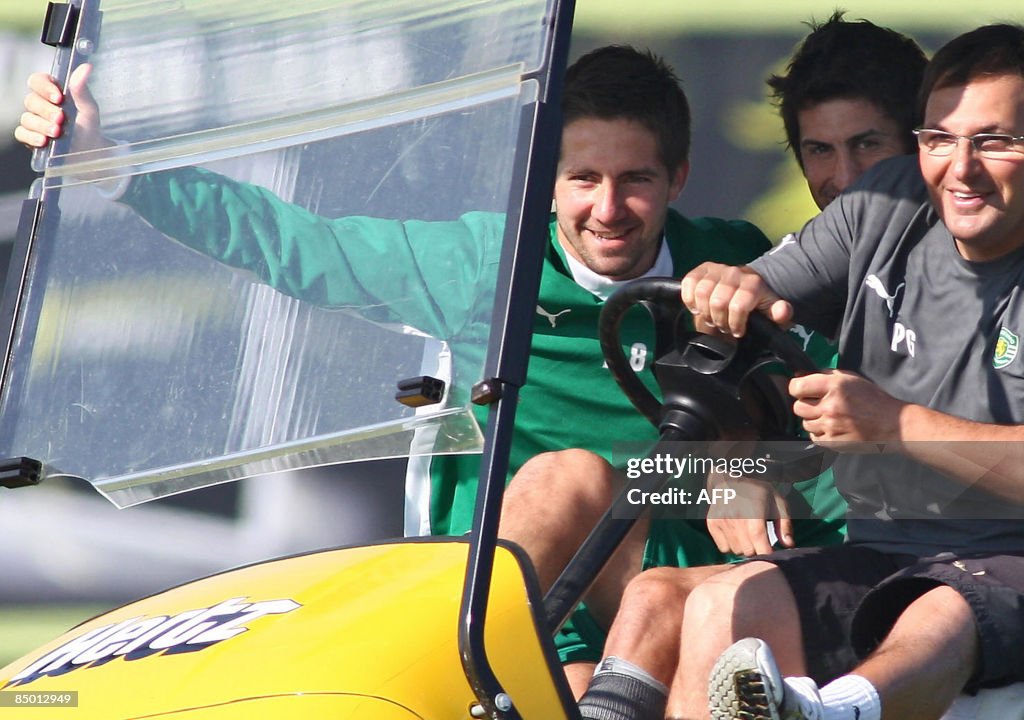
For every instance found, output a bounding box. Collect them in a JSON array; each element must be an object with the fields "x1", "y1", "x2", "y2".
[{"x1": 577, "y1": 658, "x2": 668, "y2": 720}]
